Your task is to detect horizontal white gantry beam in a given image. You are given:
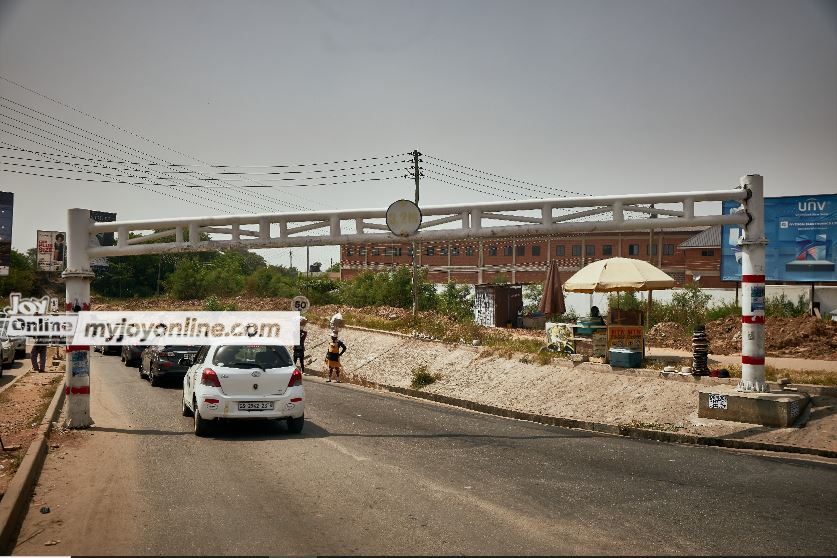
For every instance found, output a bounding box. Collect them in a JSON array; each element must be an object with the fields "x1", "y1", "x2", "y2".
[{"x1": 84, "y1": 188, "x2": 750, "y2": 257}]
